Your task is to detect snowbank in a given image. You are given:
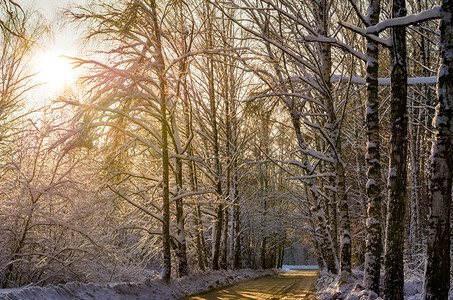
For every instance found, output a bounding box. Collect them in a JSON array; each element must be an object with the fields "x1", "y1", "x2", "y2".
[
  {"x1": 316, "y1": 269, "x2": 380, "y2": 300},
  {"x1": 316, "y1": 267, "x2": 453, "y2": 300},
  {"x1": 0, "y1": 269, "x2": 280, "y2": 300}
]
